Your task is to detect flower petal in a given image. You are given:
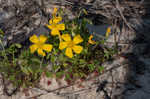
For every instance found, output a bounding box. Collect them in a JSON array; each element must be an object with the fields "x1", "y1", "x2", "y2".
[
  {"x1": 42, "y1": 44, "x2": 53, "y2": 52},
  {"x1": 39, "y1": 35, "x2": 47, "y2": 43},
  {"x1": 51, "y1": 29, "x2": 60, "y2": 36},
  {"x1": 49, "y1": 19, "x2": 53, "y2": 24},
  {"x1": 56, "y1": 24, "x2": 65, "y2": 30},
  {"x1": 59, "y1": 41, "x2": 68, "y2": 50},
  {"x1": 88, "y1": 35, "x2": 96, "y2": 44},
  {"x1": 46, "y1": 24, "x2": 53, "y2": 29},
  {"x1": 53, "y1": 7, "x2": 58, "y2": 13},
  {"x1": 37, "y1": 48, "x2": 46, "y2": 56},
  {"x1": 54, "y1": 17, "x2": 62, "y2": 23},
  {"x1": 73, "y1": 45, "x2": 83, "y2": 54},
  {"x1": 50, "y1": 17, "x2": 62, "y2": 24},
  {"x1": 61, "y1": 34, "x2": 71, "y2": 41},
  {"x1": 73, "y1": 35, "x2": 83, "y2": 44},
  {"x1": 105, "y1": 27, "x2": 111, "y2": 37},
  {"x1": 52, "y1": 7, "x2": 58, "y2": 17},
  {"x1": 30, "y1": 35, "x2": 39, "y2": 43},
  {"x1": 30, "y1": 44, "x2": 38, "y2": 53},
  {"x1": 65, "y1": 48, "x2": 73, "y2": 58}
]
